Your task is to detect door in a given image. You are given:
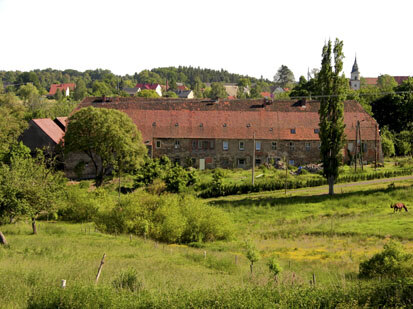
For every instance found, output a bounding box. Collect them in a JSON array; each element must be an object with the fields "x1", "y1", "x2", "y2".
[{"x1": 199, "y1": 158, "x2": 205, "y2": 170}]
